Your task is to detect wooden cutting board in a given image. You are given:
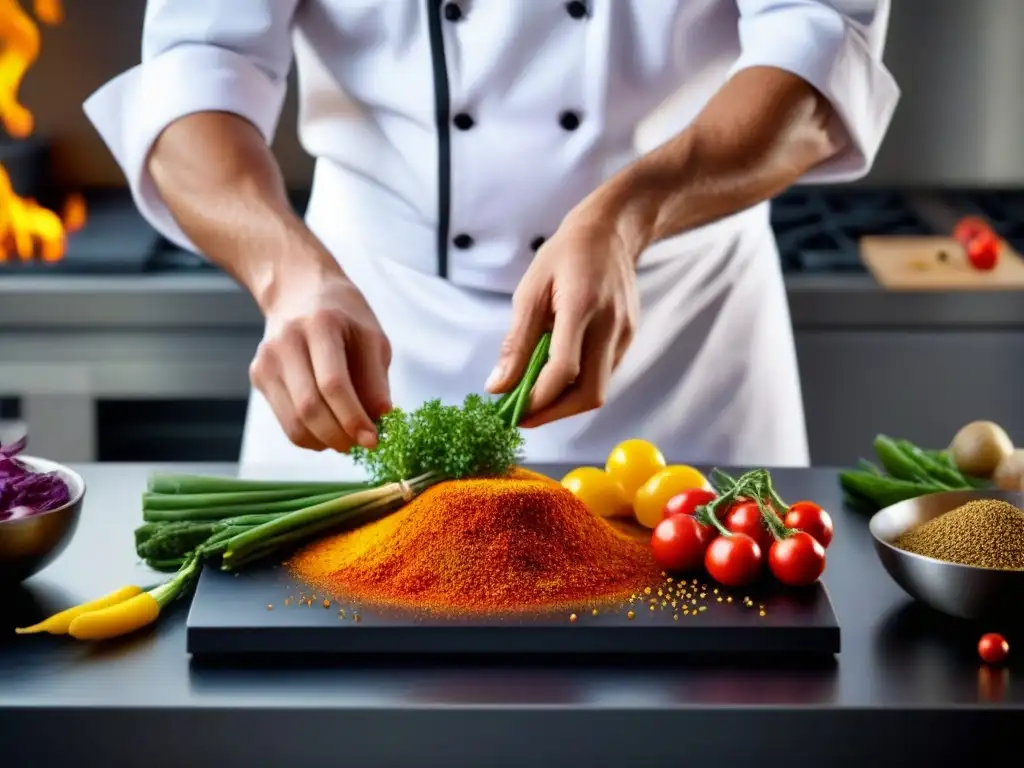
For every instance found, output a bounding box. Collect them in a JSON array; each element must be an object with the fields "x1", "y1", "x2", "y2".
[{"x1": 860, "y1": 236, "x2": 1024, "y2": 290}]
